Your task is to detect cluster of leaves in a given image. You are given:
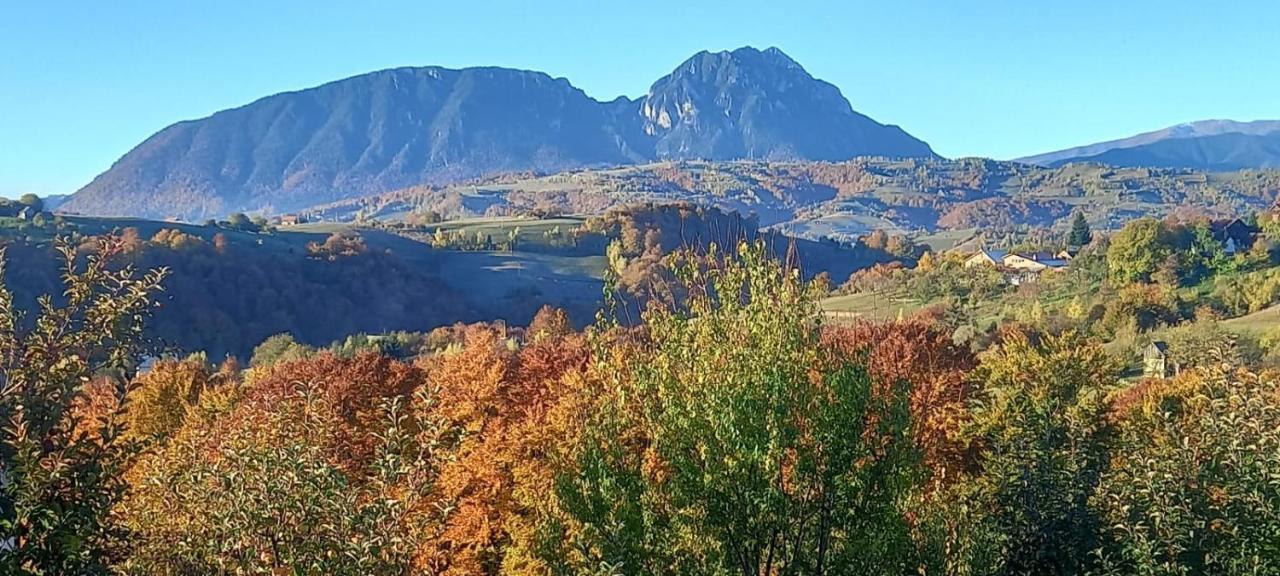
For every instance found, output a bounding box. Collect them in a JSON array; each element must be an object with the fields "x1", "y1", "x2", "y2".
[
  {"x1": 535, "y1": 243, "x2": 933, "y2": 574},
  {"x1": 307, "y1": 232, "x2": 370, "y2": 259},
  {"x1": 1106, "y1": 216, "x2": 1275, "y2": 287},
  {"x1": 1100, "y1": 360, "x2": 1280, "y2": 573},
  {"x1": 0, "y1": 238, "x2": 166, "y2": 574}
]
